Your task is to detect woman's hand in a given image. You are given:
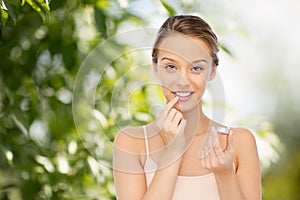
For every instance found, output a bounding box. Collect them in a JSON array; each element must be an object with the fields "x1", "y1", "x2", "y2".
[
  {"x1": 200, "y1": 127, "x2": 235, "y2": 175},
  {"x1": 156, "y1": 96, "x2": 187, "y2": 152}
]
